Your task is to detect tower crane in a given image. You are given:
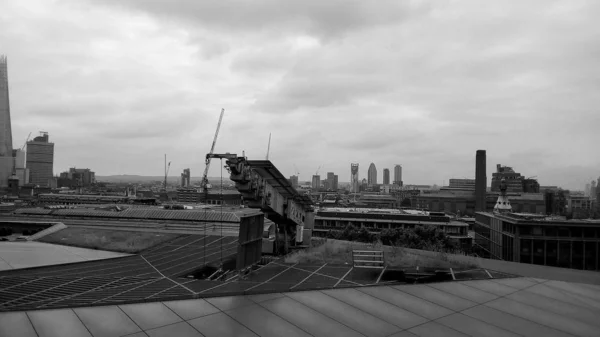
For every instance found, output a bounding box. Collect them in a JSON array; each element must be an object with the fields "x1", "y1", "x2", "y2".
[
  {"x1": 293, "y1": 164, "x2": 300, "y2": 176},
  {"x1": 202, "y1": 108, "x2": 225, "y2": 193},
  {"x1": 315, "y1": 164, "x2": 323, "y2": 176}
]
